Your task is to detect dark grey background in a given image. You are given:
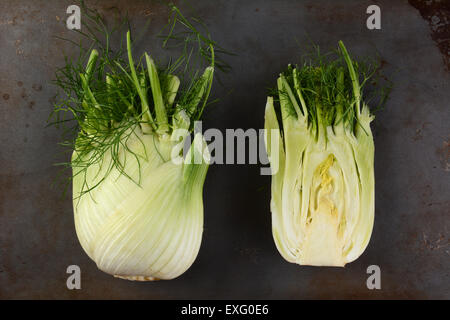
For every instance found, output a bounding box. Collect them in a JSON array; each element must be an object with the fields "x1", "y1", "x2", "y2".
[{"x1": 0, "y1": 0, "x2": 449, "y2": 299}]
